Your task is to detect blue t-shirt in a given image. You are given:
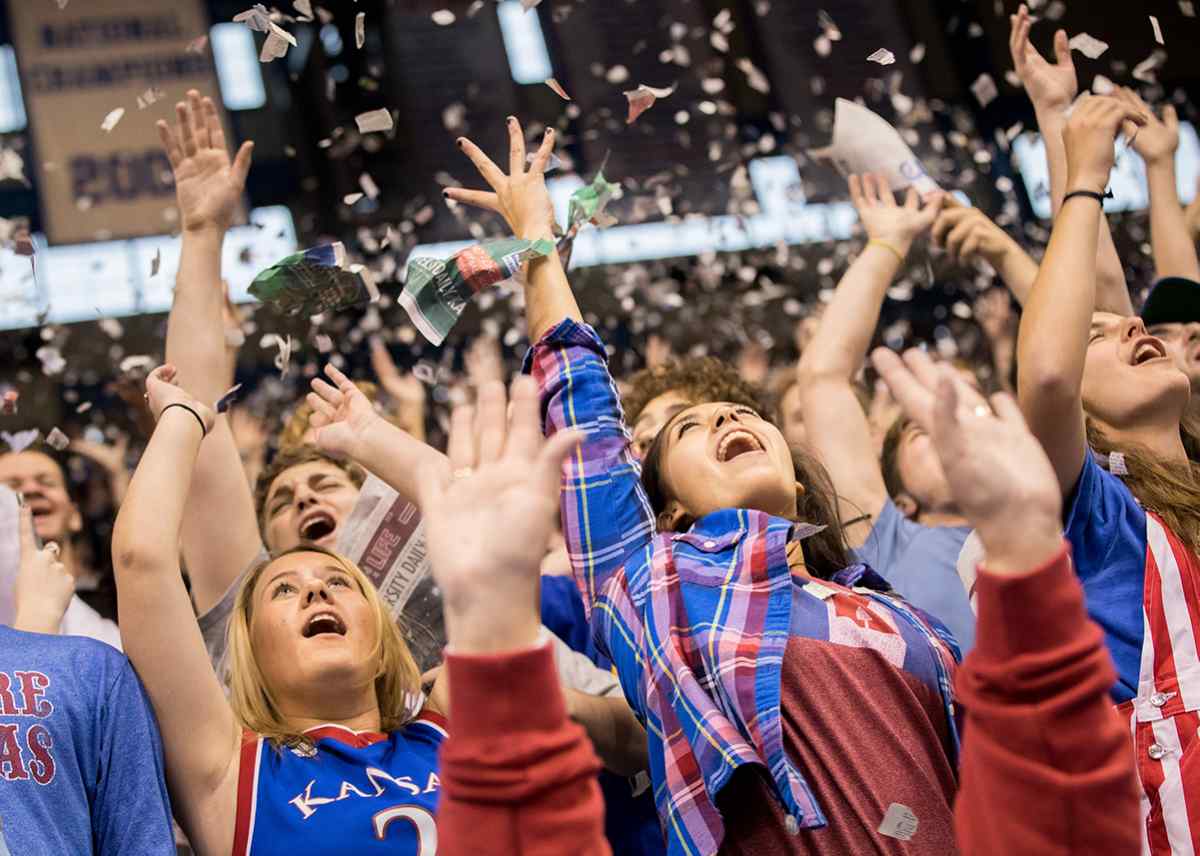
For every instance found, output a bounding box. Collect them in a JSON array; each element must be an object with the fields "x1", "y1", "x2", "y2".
[
  {"x1": 0, "y1": 626, "x2": 174, "y2": 856},
  {"x1": 855, "y1": 498, "x2": 976, "y2": 652},
  {"x1": 1063, "y1": 453, "x2": 1148, "y2": 703},
  {"x1": 539, "y1": 574, "x2": 665, "y2": 856}
]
